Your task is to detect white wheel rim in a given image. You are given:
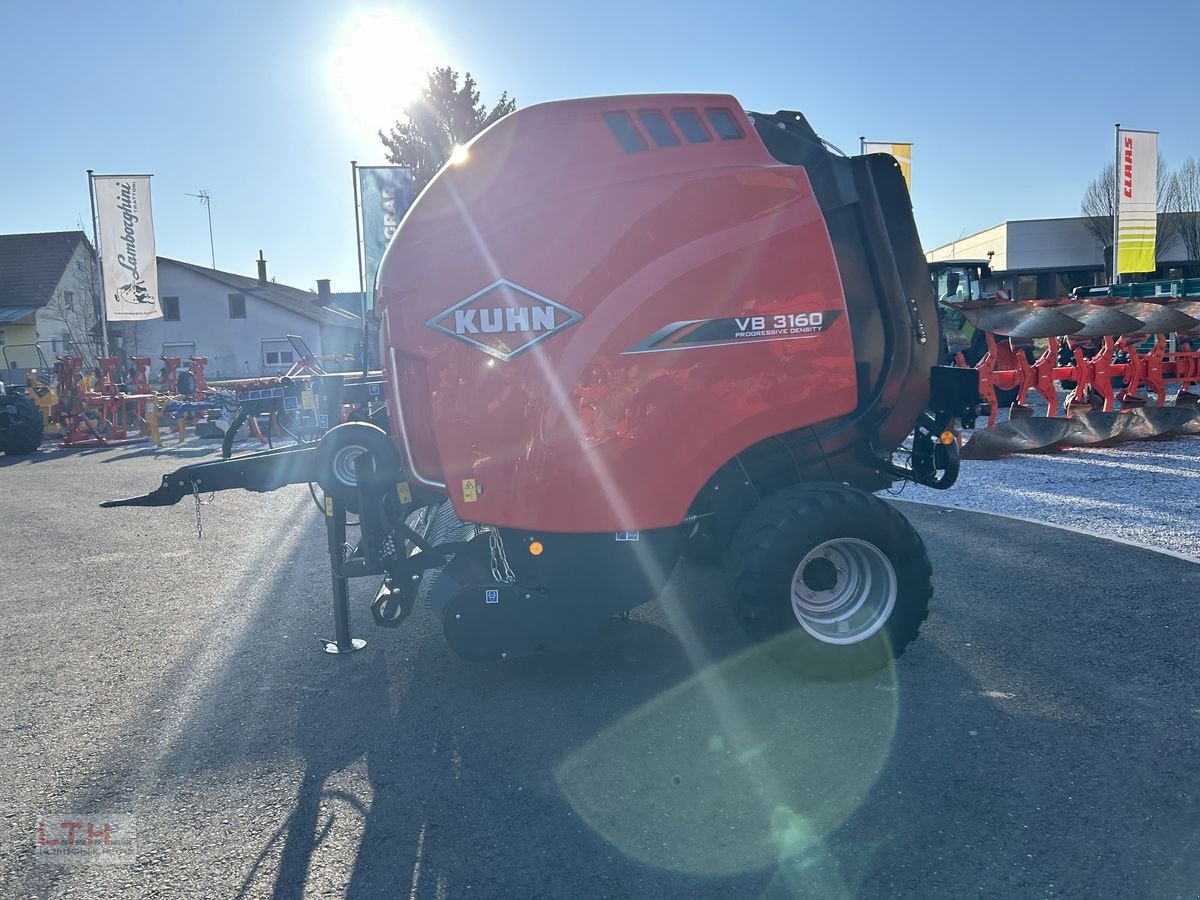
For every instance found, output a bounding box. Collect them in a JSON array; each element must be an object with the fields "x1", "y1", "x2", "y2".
[
  {"x1": 790, "y1": 538, "x2": 897, "y2": 645},
  {"x1": 331, "y1": 444, "x2": 367, "y2": 488}
]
